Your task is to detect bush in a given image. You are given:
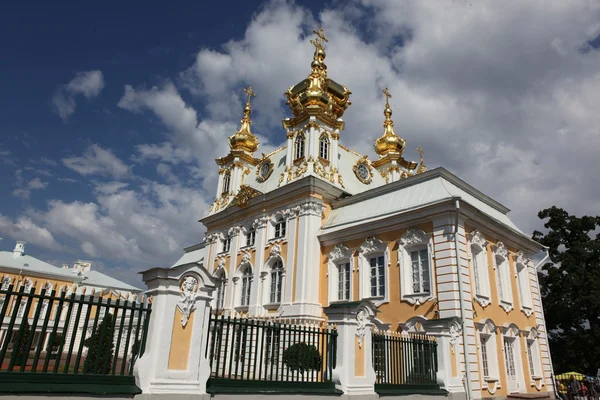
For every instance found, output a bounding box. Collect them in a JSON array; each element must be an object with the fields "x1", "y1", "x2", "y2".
[
  {"x1": 13, "y1": 321, "x2": 32, "y2": 366},
  {"x1": 282, "y1": 342, "x2": 322, "y2": 375},
  {"x1": 83, "y1": 312, "x2": 115, "y2": 374},
  {"x1": 46, "y1": 333, "x2": 65, "y2": 359}
]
